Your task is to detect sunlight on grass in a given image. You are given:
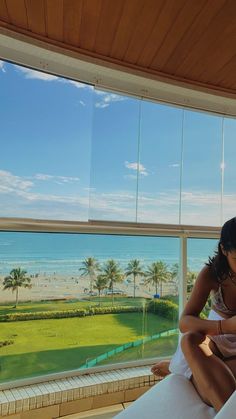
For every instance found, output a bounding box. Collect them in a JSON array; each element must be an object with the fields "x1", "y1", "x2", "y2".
[{"x1": 0, "y1": 312, "x2": 176, "y2": 382}]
